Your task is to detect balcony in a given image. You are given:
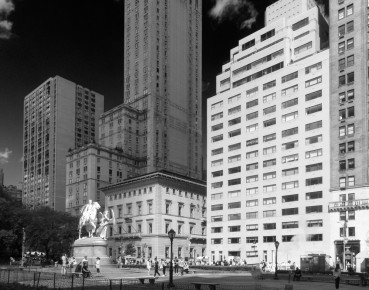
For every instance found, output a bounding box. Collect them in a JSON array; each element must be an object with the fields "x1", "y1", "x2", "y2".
[{"x1": 328, "y1": 199, "x2": 369, "y2": 212}]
